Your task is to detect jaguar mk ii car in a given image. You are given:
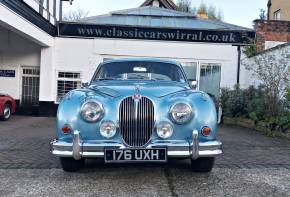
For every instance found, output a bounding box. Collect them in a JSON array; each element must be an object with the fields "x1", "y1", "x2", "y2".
[
  {"x1": 51, "y1": 59, "x2": 222, "y2": 172},
  {"x1": 0, "y1": 93, "x2": 16, "y2": 121}
]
